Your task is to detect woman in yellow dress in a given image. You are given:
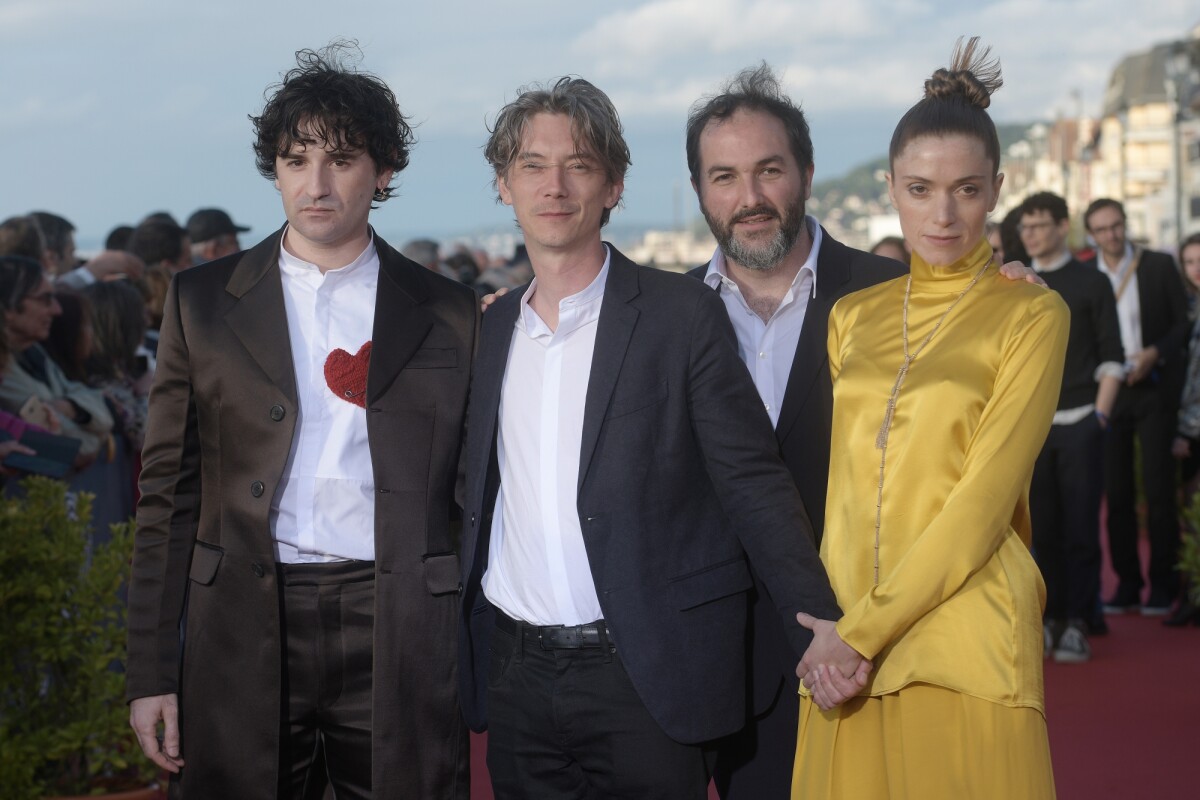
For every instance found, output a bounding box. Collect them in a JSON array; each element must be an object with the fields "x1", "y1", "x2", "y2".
[{"x1": 791, "y1": 39, "x2": 1067, "y2": 799}]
